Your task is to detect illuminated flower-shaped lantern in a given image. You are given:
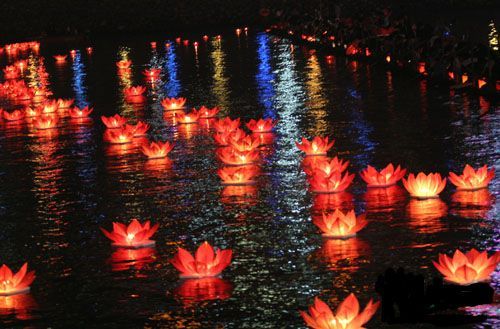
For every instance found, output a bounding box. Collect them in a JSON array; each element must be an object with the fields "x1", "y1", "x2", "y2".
[
  {"x1": 39, "y1": 100, "x2": 59, "y2": 114},
  {"x1": 101, "y1": 219, "x2": 159, "y2": 248},
  {"x1": 53, "y1": 55, "x2": 67, "y2": 63},
  {"x1": 126, "y1": 121, "x2": 150, "y2": 137},
  {"x1": 313, "y1": 209, "x2": 367, "y2": 239},
  {"x1": 101, "y1": 114, "x2": 127, "y2": 129},
  {"x1": 143, "y1": 68, "x2": 161, "y2": 81},
  {"x1": 360, "y1": 163, "x2": 407, "y2": 188},
  {"x1": 0, "y1": 263, "x2": 36, "y2": 296},
  {"x1": 218, "y1": 166, "x2": 258, "y2": 185},
  {"x1": 304, "y1": 157, "x2": 349, "y2": 177},
  {"x1": 300, "y1": 294, "x2": 379, "y2": 329},
  {"x1": 432, "y1": 249, "x2": 500, "y2": 285},
  {"x1": 116, "y1": 60, "x2": 132, "y2": 70},
  {"x1": 449, "y1": 165, "x2": 494, "y2": 191},
  {"x1": 161, "y1": 97, "x2": 186, "y2": 111},
  {"x1": 33, "y1": 115, "x2": 58, "y2": 130},
  {"x1": 3, "y1": 66, "x2": 20, "y2": 80},
  {"x1": 217, "y1": 147, "x2": 259, "y2": 166},
  {"x1": 124, "y1": 86, "x2": 146, "y2": 103},
  {"x1": 309, "y1": 171, "x2": 355, "y2": 194},
  {"x1": 69, "y1": 106, "x2": 93, "y2": 118},
  {"x1": 104, "y1": 127, "x2": 134, "y2": 144},
  {"x1": 175, "y1": 109, "x2": 200, "y2": 124},
  {"x1": 56, "y1": 98, "x2": 74, "y2": 109},
  {"x1": 170, "y1": 241, "x2": 232, "y2": 278},
  {"x1": 3, "y1": 109, "x2": 25, "y2": 121},
  {"x1": 246, "y1": 118, "x2": 276, "y2": 133},
  {"x1": 213, "y1": 117, "x2": 241, "y2": 133},
  {"x1": 402, "y1": 172, "x2": 446, "y2": 199},
  {"x1": 229, "y1": 135, "x2": 261, "y2": 152},
  {"x1": 198, "y1": 106, "x2": 220, "y2": 118},
  {"x1": 141, "y1": 141, "x2": 174, "y2": 159},
  {"x1": 296, "y1": 136, "x2": 334, "y2": 156},
  {"x1": 25, "y1": 107, "x2": 41, "y2": 118},
  {"x1": 214, "y1": 128, "x2": 245, "y2": 146}
]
